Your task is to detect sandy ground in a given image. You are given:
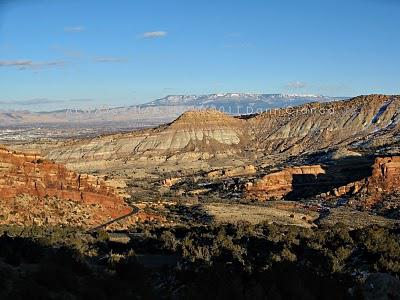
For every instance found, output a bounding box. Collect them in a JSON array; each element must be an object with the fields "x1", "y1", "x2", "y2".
[
  {"x1": 204, "y1": 202, "x2": 319, "y2": 228},
  {"x1": 317, "y1": 207, "x2": 400, "y2": 228}
]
